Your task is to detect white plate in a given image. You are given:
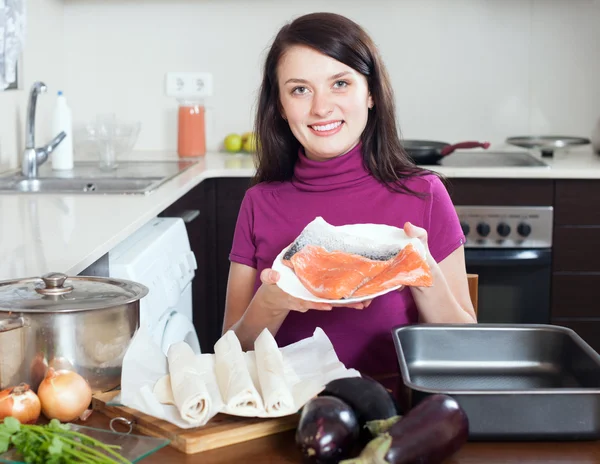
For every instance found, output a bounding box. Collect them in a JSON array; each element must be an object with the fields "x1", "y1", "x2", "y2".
[{"x1": 271, "y1": 222, "x2": 427, "y2": 304}]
